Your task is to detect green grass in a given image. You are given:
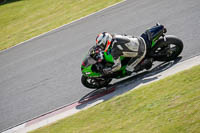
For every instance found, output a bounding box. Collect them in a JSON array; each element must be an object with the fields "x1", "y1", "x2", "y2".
[
  {"x1": 31, "y1": 65, "x2": 200, "y2": 133},
  {"x1": 0, "y1": 0, "x2": 122, "y2": 50}
]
